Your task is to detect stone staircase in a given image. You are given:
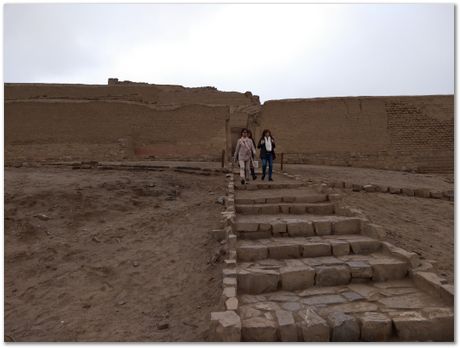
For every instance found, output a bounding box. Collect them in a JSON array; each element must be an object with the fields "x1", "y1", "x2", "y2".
[{"x1": 210, "y1": 172, "x2": 454, "y2": 342}]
